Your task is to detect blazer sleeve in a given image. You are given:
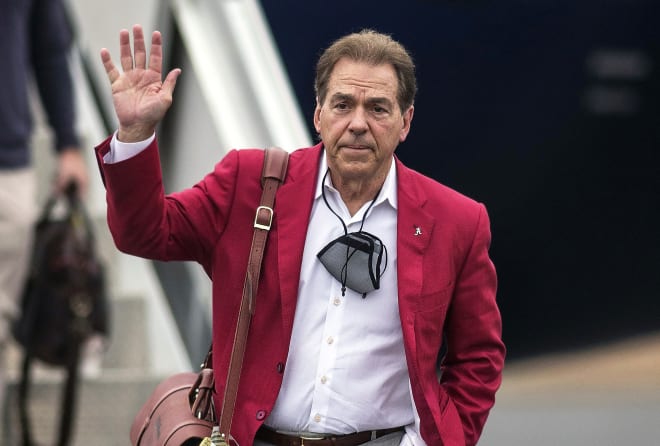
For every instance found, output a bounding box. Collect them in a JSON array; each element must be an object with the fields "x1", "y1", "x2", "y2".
[
  {"x1": 440, "y1": 204, "x2": 505, "y2": 446},
  {"x1": 94, "y1": 136, "x2": 241, "y2": 275}
]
